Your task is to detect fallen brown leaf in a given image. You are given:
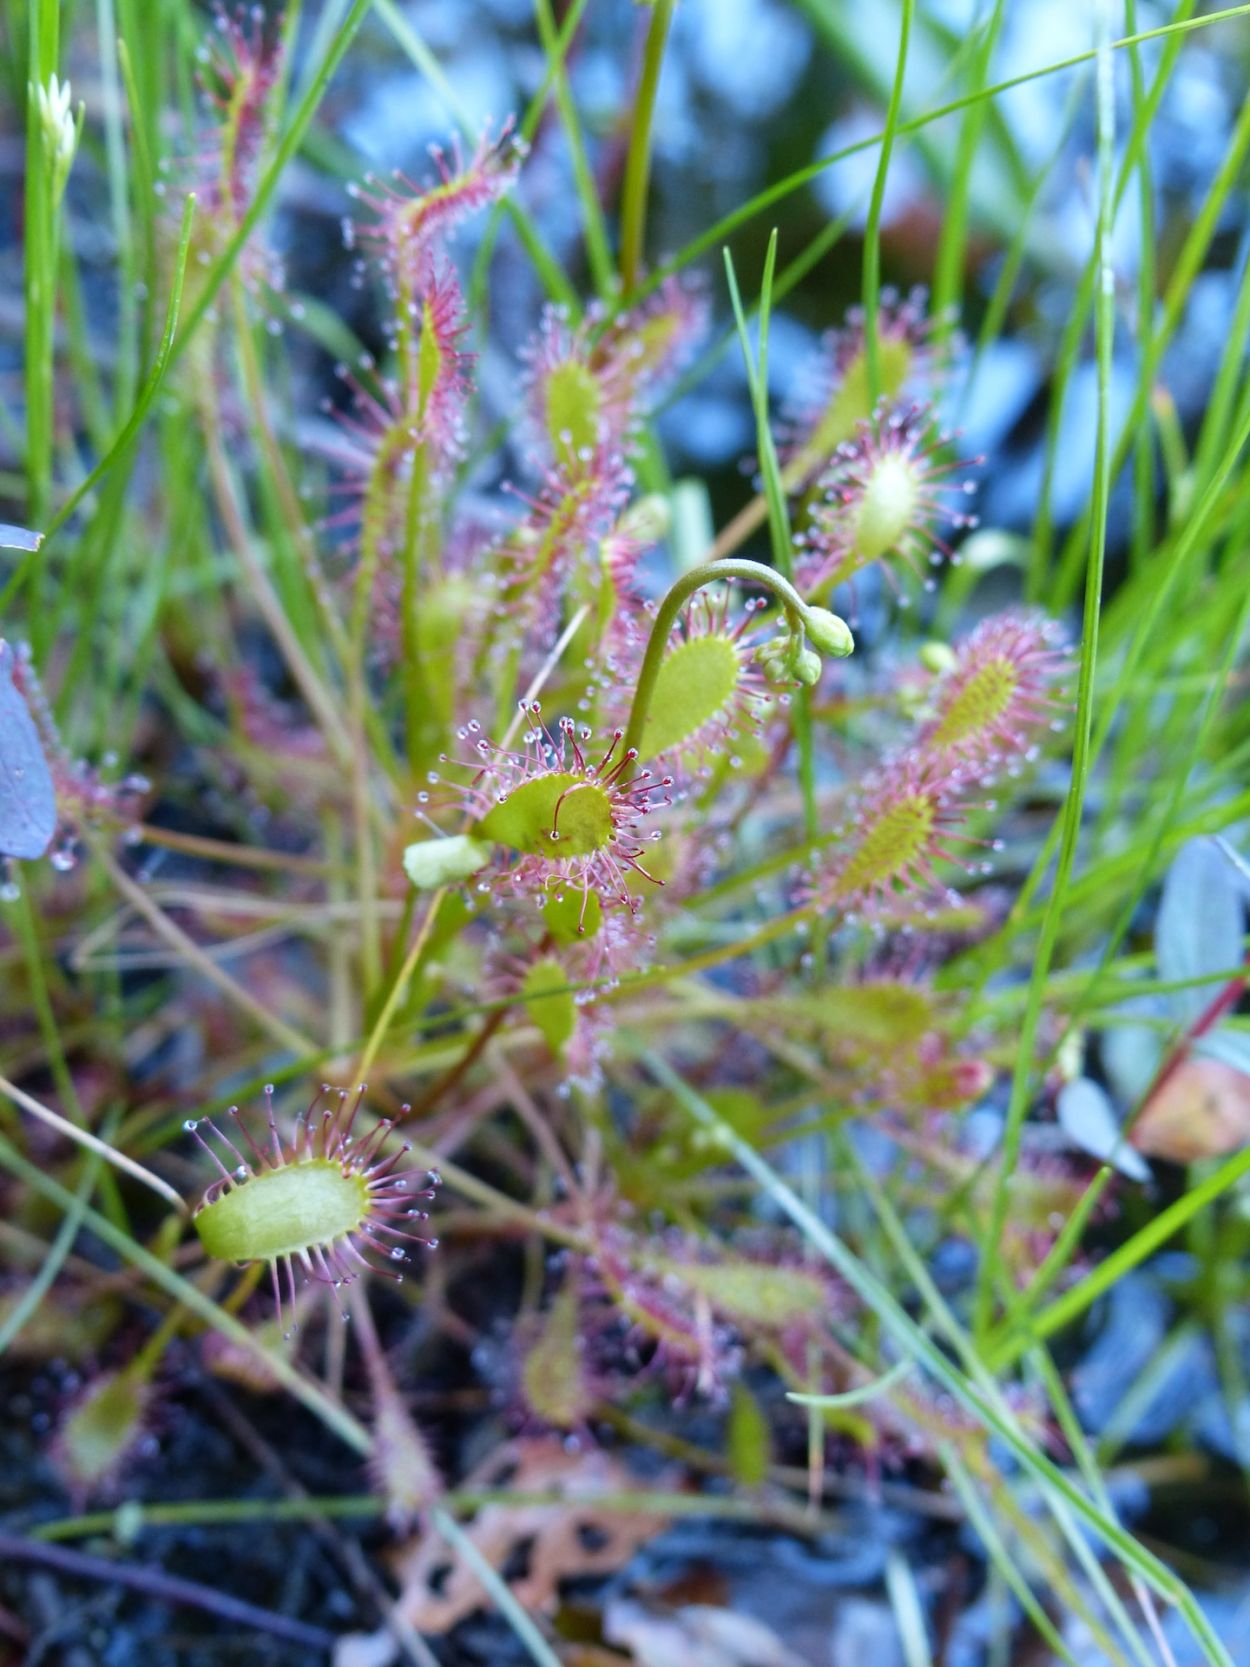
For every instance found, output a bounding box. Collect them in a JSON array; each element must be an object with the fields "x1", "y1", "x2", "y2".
[
  {"x1": 335, "y1": 1436, "x2": 675, "y2": 1665},
  {"x1": 604, "y1": 1597, "x2": 812, "y2": 1667},
  {"x1": 1131, "y1": 1056, "x2": 1250, "y2": 1163}
]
